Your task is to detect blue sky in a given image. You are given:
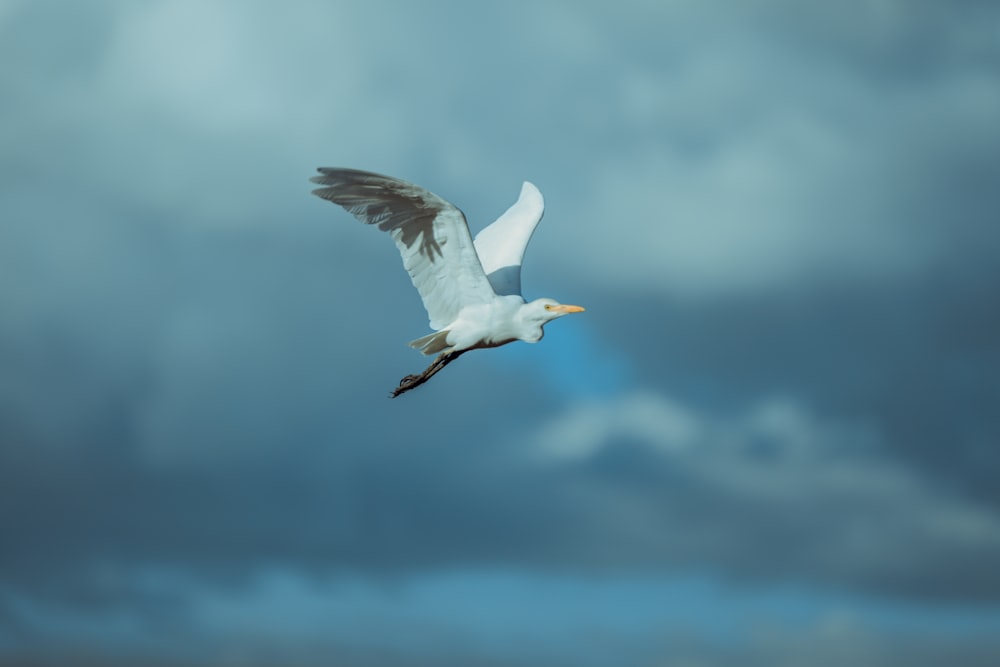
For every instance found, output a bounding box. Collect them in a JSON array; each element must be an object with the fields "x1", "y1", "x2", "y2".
[{"x1": 2, "y1": 0, "x2": 1000, "y2": 665}]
